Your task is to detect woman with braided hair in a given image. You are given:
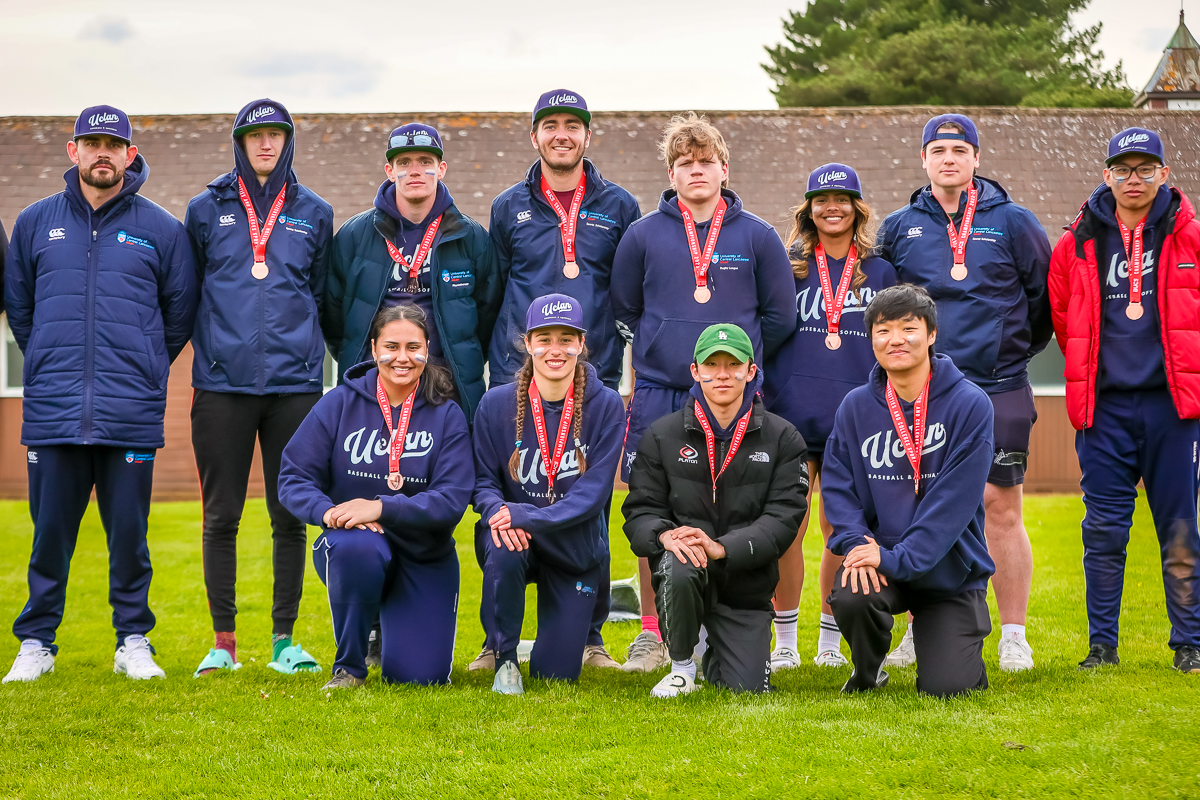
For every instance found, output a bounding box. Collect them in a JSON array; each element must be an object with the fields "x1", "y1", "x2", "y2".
[{"x1": 472, "y1": 294, "x2": 627, "y2": 695}]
